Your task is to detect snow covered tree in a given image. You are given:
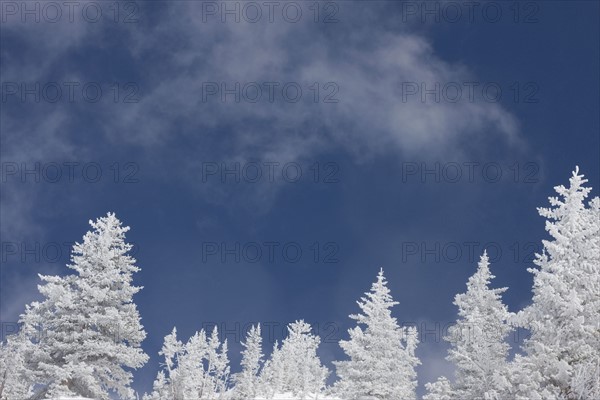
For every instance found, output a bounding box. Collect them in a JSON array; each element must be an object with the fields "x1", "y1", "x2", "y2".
[
  {"x1": 509, "y1": 167, "x2": 600, "y2": 399},
  {"x1": 258, "y1": 341, "x2": 283, "y2": 399},
  {"x1": 260, "y1": 320, "x2": 329, "y2": 399},
  {"x1": 0, "y1": 336, "x2": 31, "y2": 399},
  {"x1": 404, "y1": 325, "x2": 421, "y2": 396},
  {"x1": 145, "y1": 327, "x2": 186, "y2": 399},
  {"x1": 17, "y1": 212, "x2": 148, "y2": 399},
  {"x1": 423, "y1": 376, "x2": 455, "y2": 400},
  {"x1": 205, "y1": 327, "x2": 231, "y2": 397},
  {"x1": 333, "y1": 269, "x2": 420, "y2": 400},
  {"x1": 424, "y1": 251, "x2": 512, "y2": 400},
  {"x1": 145, "y1": 326, "x2": 230, "y2": 399},
  {"x1": 233, "y1": 324, "x2": 263, "y2": 399},
  {"x1": 281, "y1": 320, "x2": 329, "y2": 398}
]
